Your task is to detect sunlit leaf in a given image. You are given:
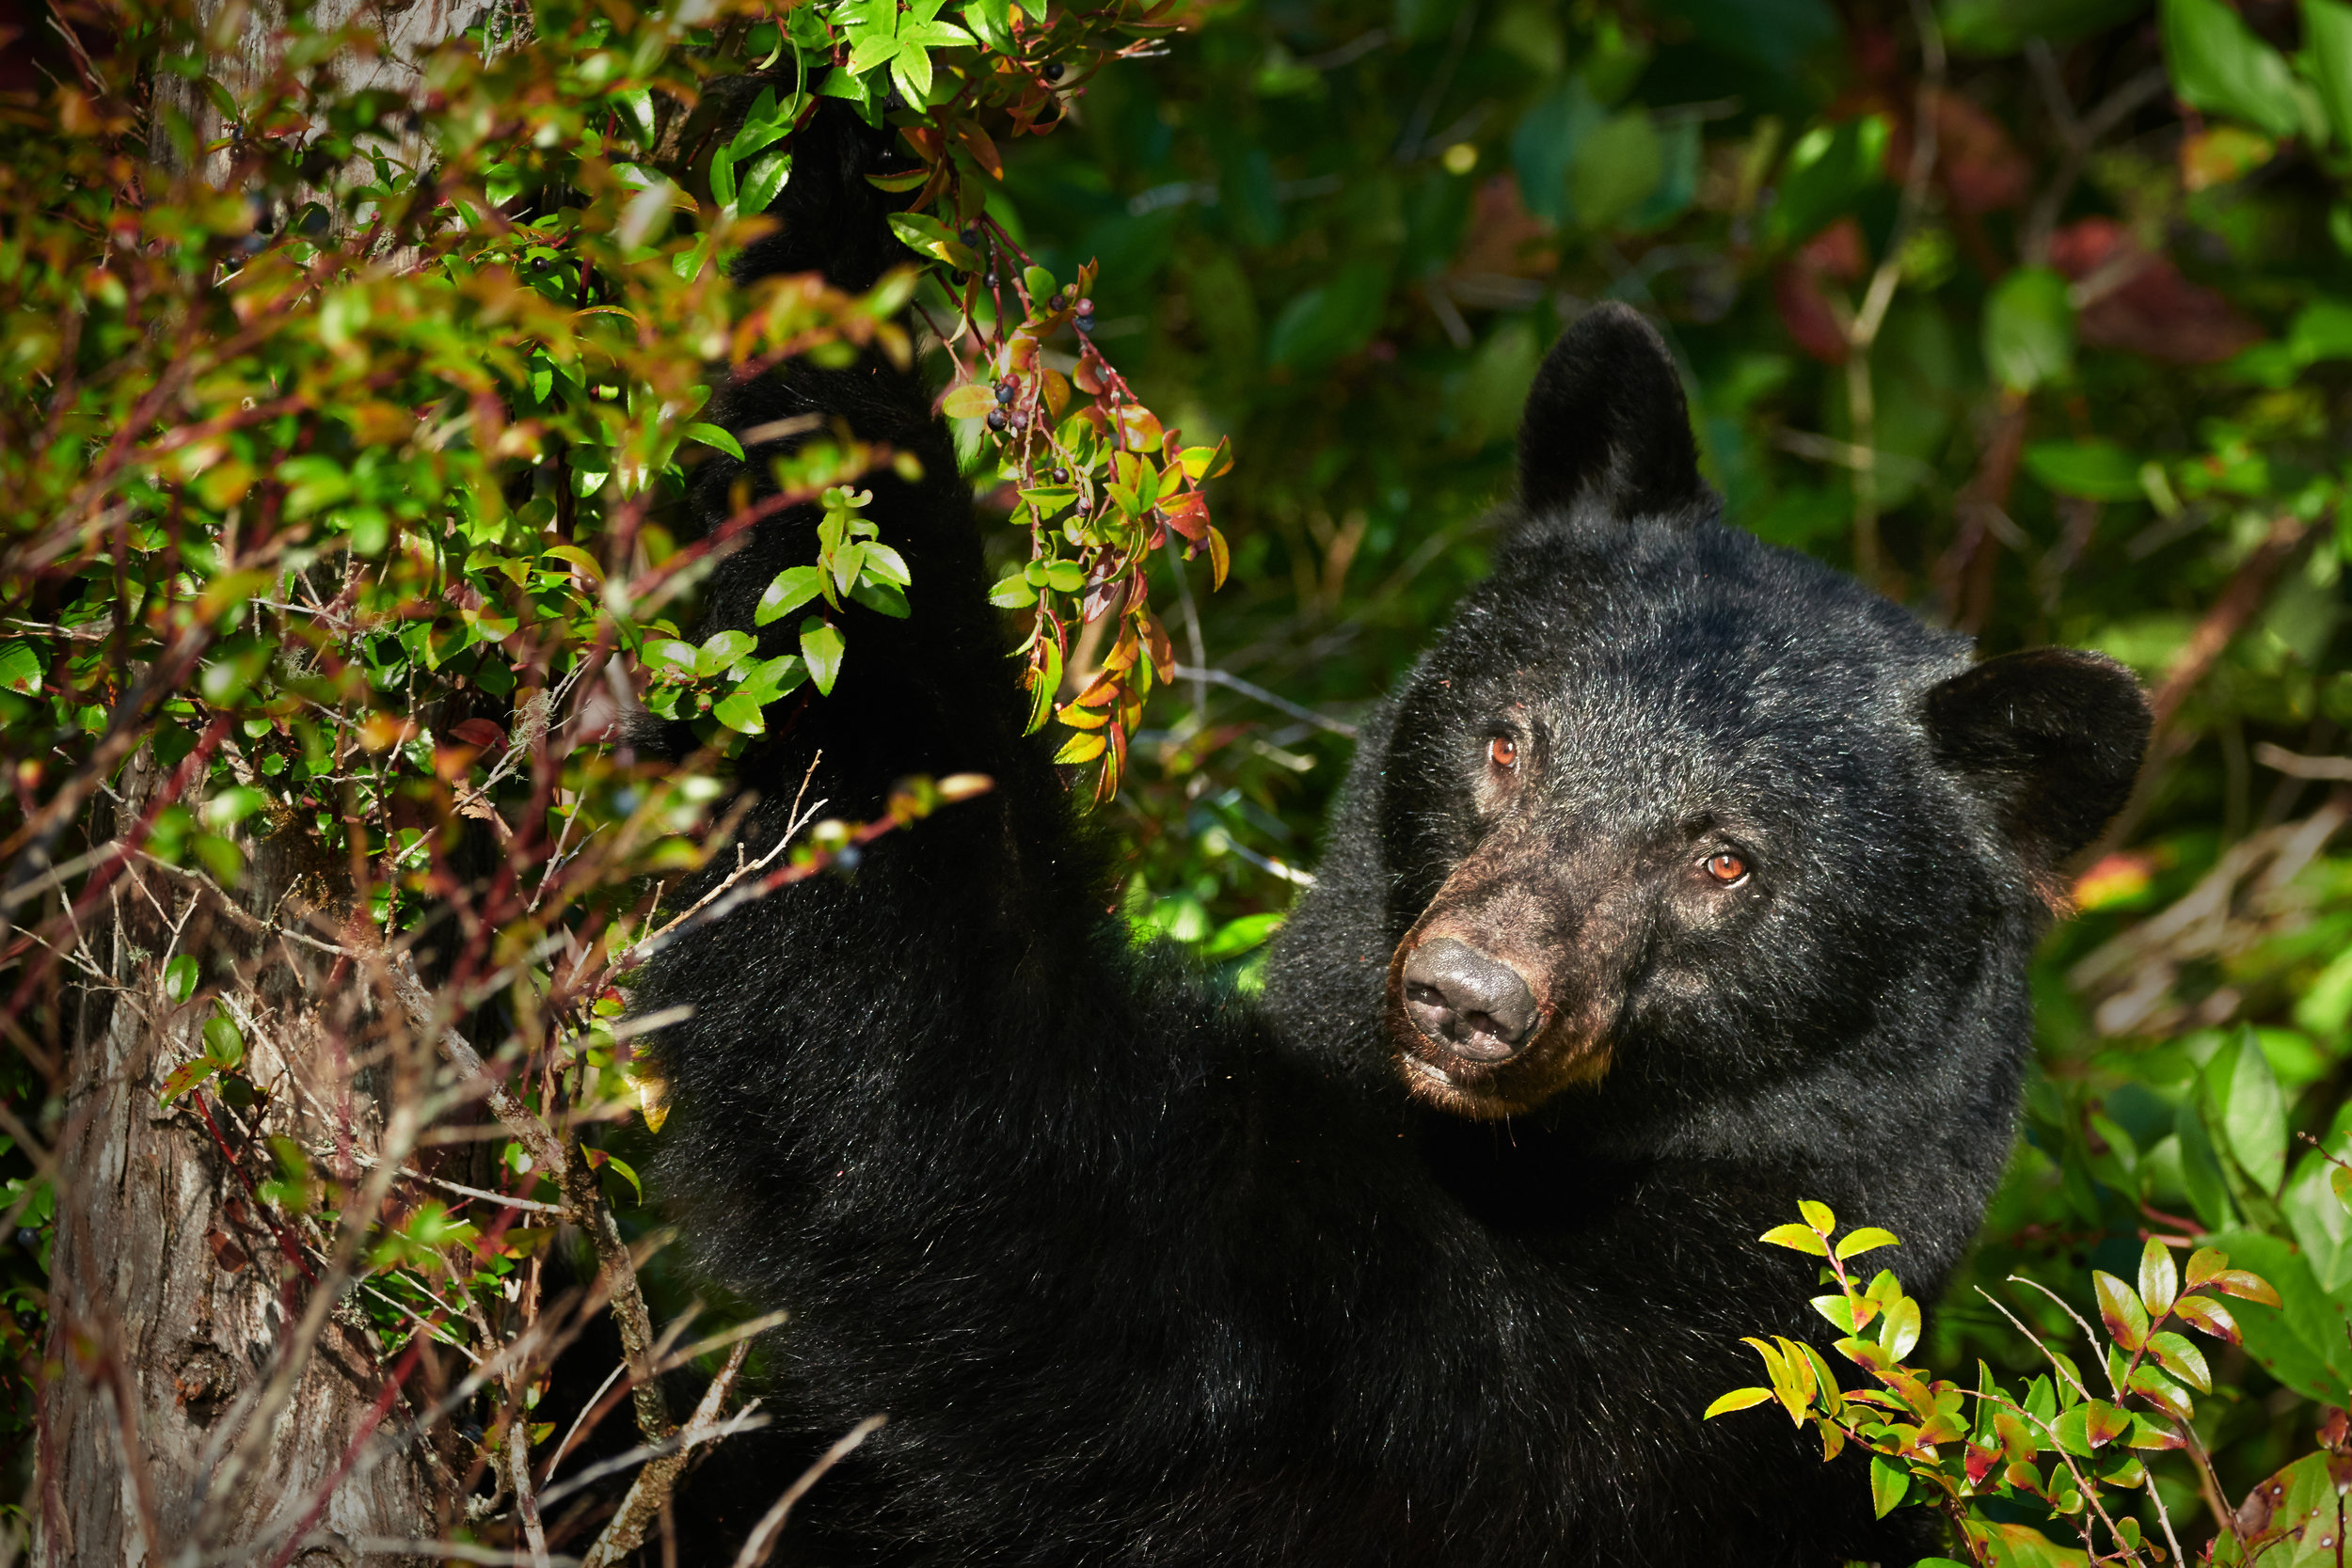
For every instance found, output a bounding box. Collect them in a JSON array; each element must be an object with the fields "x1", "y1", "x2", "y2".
[
  {"x1": 2138, "y1": 1236, "x2": 2178, "y2": 1321},
  {"x1": 1703, "y1": 1386, "x2": 1774, "y2": 1419},
  {"x1": 2092, "y1": 1271, "x2": 2149, "y2": 1353}
]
